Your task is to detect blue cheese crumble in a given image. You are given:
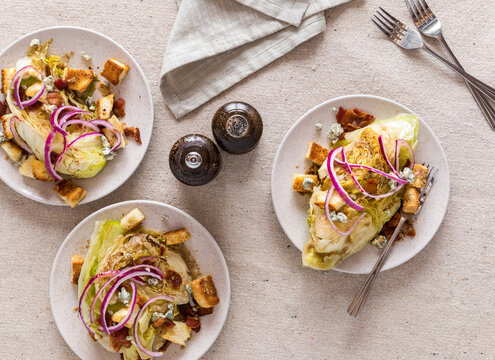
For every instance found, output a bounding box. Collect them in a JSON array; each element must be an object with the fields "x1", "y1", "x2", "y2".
[
  {"x1": 29, "y1": 38, "x2": 41, "y2": 47},
  {"x1": 400, "y1": 167, "x2": 415, "y2": 184},
  {"x1": 101, "y1": 136, "x2": 115, "y2": 161},
  {"x1": 371, "y1": 235, "x2": 387, "y2": 249},
  {"x1": 147, "y1": 277, "x2": 159, "y2": 286},
  {"x1": 118, "y1": 287, "x2": 131, "y2": 306},
  {"x1": 80, "y1": 51, "x2": 92, "y2": 61},
  {"x1": 330, "y1": 211, "x2": 348, "y2": 223},
  {"x1": 0, "y1": 131, "x2": 6, "y2": 144},
  {"x1": 43, "y1": 75, "x2": 55, "y2": 92},
  {"x1": 302, "y1": 177, "x2": 314, "y2": 190},
  {"x1": 327, "y1": 123, "x2": 343, "y2": 144},
  {"x1": 315, "y1": 123, "x2": 322, "y2": 131}
]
